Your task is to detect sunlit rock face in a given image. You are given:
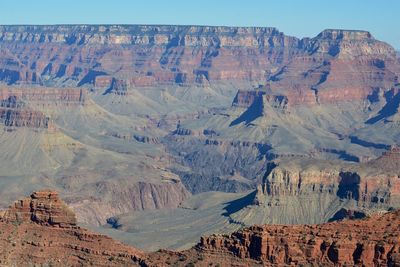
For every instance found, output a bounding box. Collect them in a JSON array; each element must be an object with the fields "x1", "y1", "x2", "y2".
[
  {"x1": 0, "y1": 25, "x2": 397, "y2": 105},
  {"x1": 197, "y1": 209, "x2": 400, "y2": 266}
]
